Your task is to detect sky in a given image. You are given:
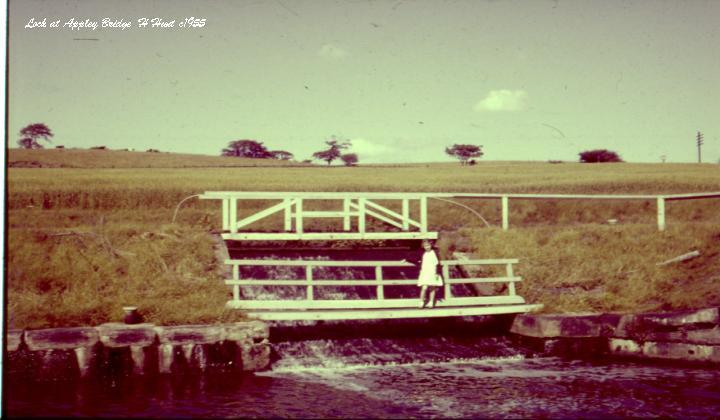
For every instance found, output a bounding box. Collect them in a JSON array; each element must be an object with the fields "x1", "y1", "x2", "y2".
[{"x1": 6, "y1": 0, "x2": 720, "y2": 164}]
